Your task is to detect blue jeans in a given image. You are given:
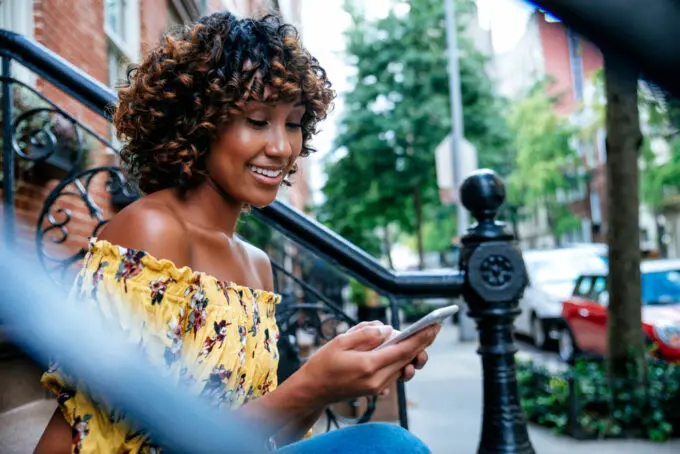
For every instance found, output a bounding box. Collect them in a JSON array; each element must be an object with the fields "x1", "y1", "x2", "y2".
[{"x1": 275, "y1": 423, "x2": 431, "y2": 454}]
